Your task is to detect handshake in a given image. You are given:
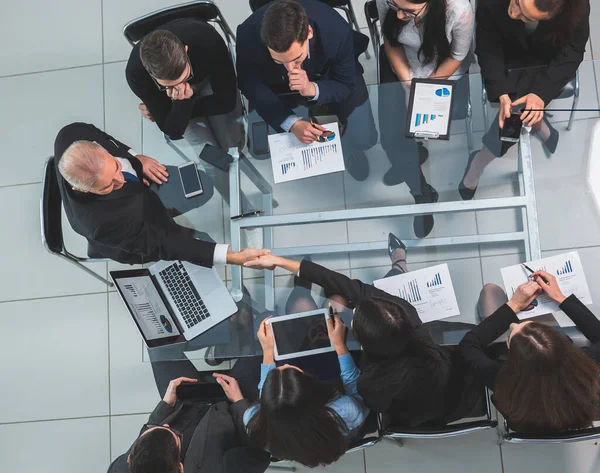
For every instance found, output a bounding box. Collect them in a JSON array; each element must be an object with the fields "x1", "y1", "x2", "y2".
[{"x1": 225, "y1": 248, "x2": 281, "y2": 269}]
